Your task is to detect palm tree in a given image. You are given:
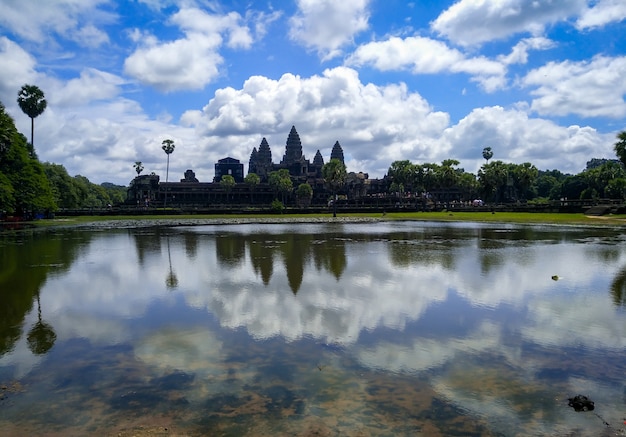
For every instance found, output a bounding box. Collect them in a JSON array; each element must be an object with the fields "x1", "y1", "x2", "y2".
[
  {"x1": 244, "y1": 172, "x2": 260, "y2": 203},
  {"x1": 17, "y1": 84, "x2": 47, "y2": 148},
  {"x1": 133, "y1": 161, "x2": 144, "y2": 176},
  {"x1": 482, "y1": 147, "x2": 493, "y2": 164},
  {"x1": 220, "y1": 174, "x2": 236, "y2": 202},
  {"x1": 322, "y1": 158, "x2": 347, "y2": 217},
  {"x1": 161, "y1": 139, "x2": 175, "y2": 207},
  {"x1": 161, "y1": 139, "x2": 175, "y2": 182},
  {"x1": 614, "y1": 130, "x2": 626, "y2": 168}
]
